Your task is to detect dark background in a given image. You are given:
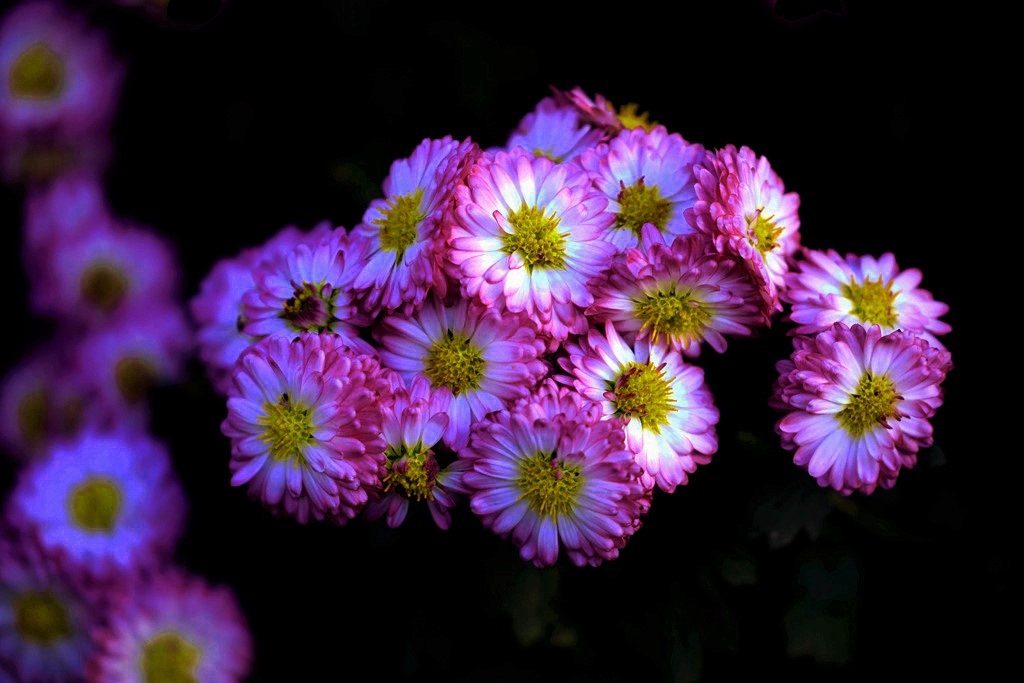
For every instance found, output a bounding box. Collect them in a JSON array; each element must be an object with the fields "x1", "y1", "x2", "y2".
[{"x1": 0, "y1": 1, "x2": 998, "y2": 681}]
